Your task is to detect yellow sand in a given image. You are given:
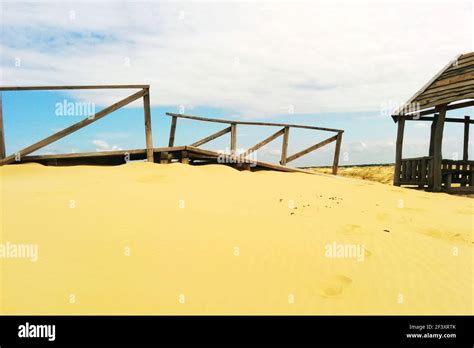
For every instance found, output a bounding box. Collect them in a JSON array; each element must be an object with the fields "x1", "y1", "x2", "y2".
[{"x1": 0, "y1": 162, "x2": 472, "y2": 315}]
